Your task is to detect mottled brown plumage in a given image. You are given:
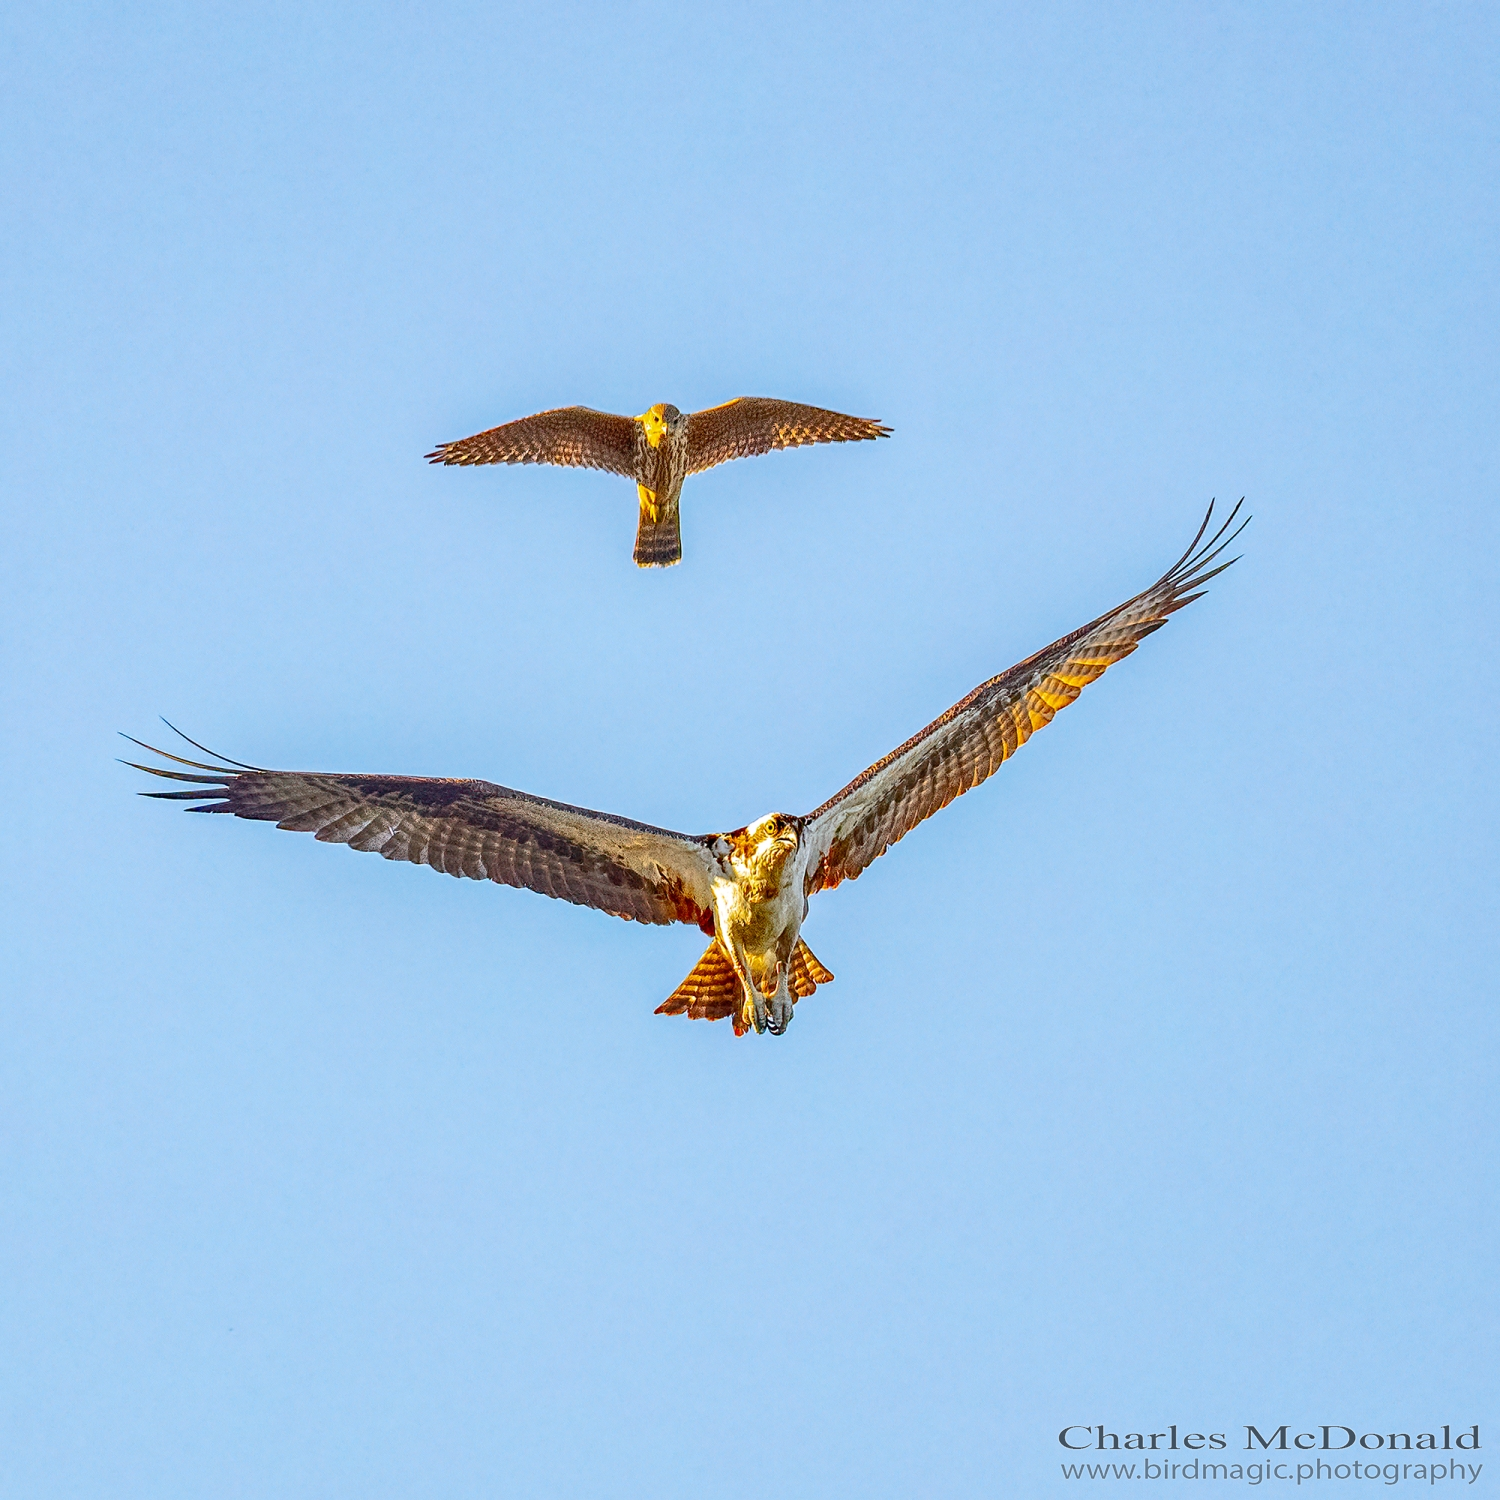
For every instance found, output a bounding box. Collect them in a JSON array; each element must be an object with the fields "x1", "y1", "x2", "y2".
[
  {"x1": 426, "y1": 397, "x2": 892, "y2": 567},
  {"x1": 128, "y1": 504, "x2": 1245, "y2": 1037}
]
